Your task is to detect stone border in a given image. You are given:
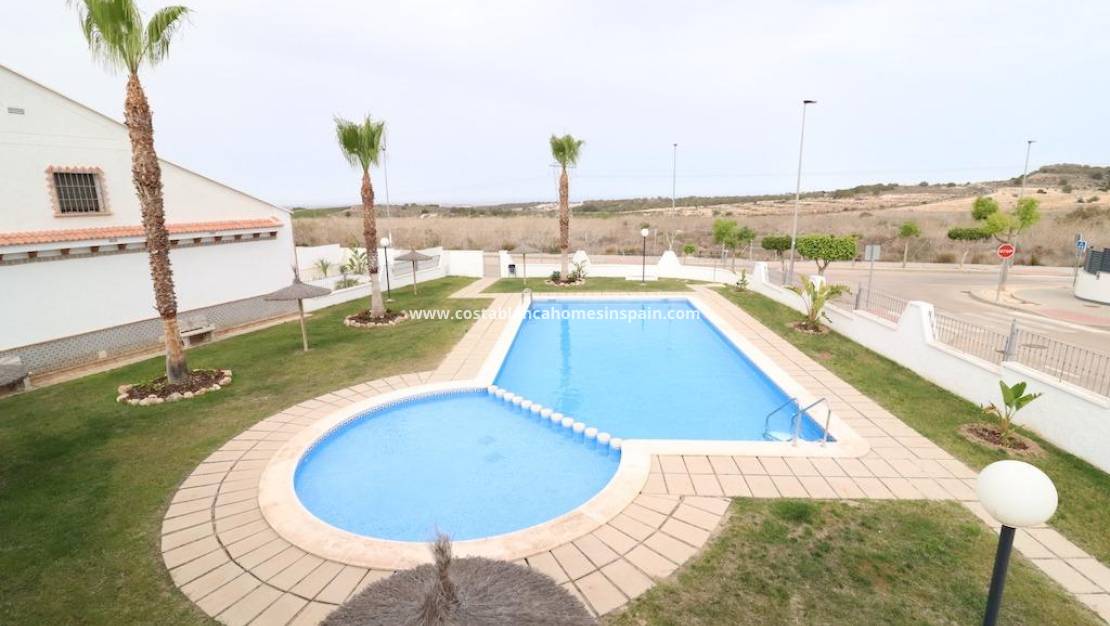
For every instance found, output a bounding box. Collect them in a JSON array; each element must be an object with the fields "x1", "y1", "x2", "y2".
[{"x1": 258, "y1": 381, "x2": 650, "y2": 570}]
